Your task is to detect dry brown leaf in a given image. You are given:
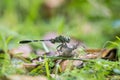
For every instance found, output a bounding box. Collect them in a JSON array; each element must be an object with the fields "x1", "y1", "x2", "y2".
[
  {"x1": 7, "y1": 75, "x2": 47, "y2": 80},
  {"x1": 79, "y1": 53, "x2": 101, "y2": 59},
  {"x1": 59, "y1": 60, "x2": 83, "y2": 72},
  {"x1": 23, "y1": 63, "x2": 37, "y2": 69},
  {"x1": 101, "y1": 48, "x2": 118, "y2": 61},
  {"x1": 44, "y1": 0, "x2": 65, "y2": 8},
  {"x1": 60, "y1": 60, "x2": 72, "y2": 72},
  {"x1": 58, "y1": 48, "x2": 118, "y2": 72},
  {"x1": 79, "y1": 48, "x2": 118, "y2": 61},
  {"x1": 9, "y1": 44, "x2": 32, "y2": 58}
]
